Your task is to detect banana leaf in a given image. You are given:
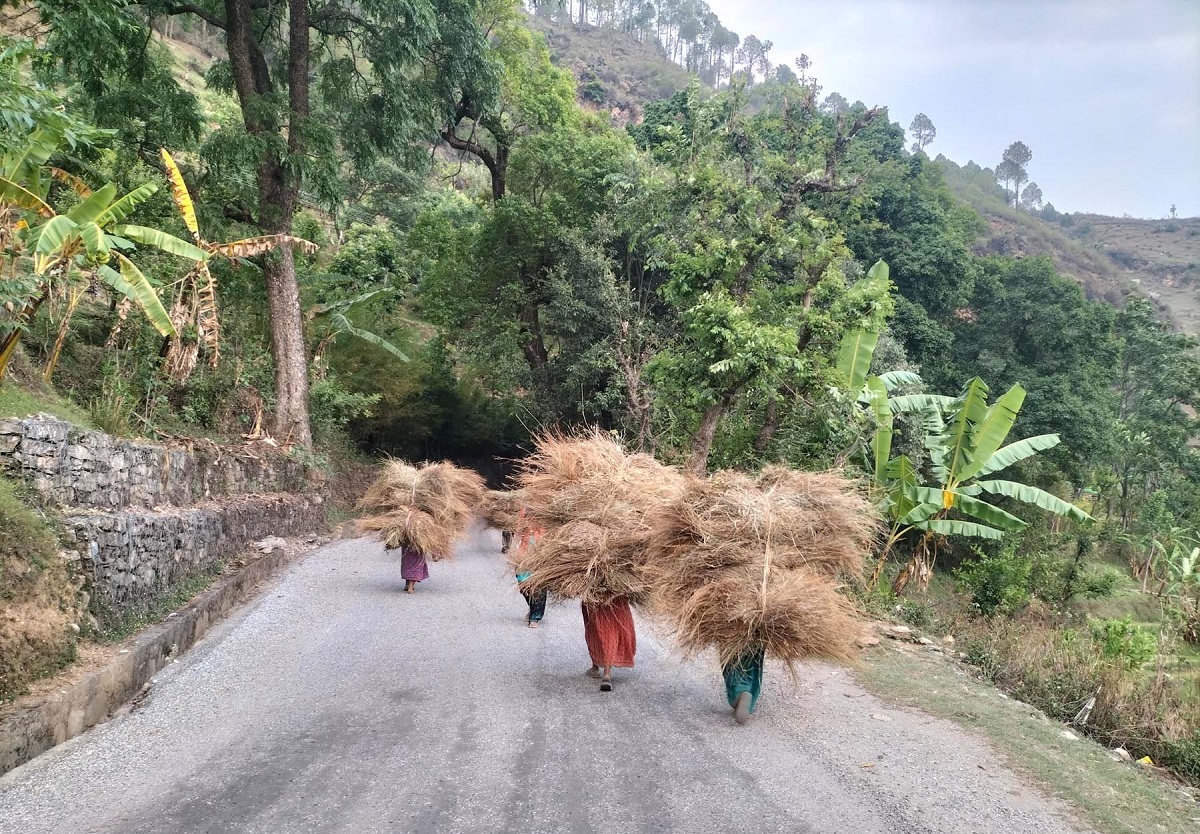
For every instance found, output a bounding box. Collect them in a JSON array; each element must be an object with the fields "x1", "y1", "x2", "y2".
[
  {"x1": 33, "y1": 215, "x2": 78, "y2": 257},
  {"x1": 889, "y1": 393, "x2": 955, "y2": 414},
  {"x1": 96, "y1": 183, "x2": 159, "y2": 225},
  {"x1": 65, "y1": 183, "x2": 116, "y2": 224},
  {"x1": 876, "y1": 369, "x2": 923, "y2": 390},
  {"x1": 160, "y1": 149, "x2": 199, "y2": 238},
  {"x1": 331, "y1": 313, "x2": 409, "y2": 361},
  {"x1": 938, "y1": 377, "x2": 990, "y2": 485},
  {"x1": 913, "y1": 518, "x2": 1004, "y2": 540},
  {"x1": 837, "y1": 328, "x2": 878, "y2": 393},
  {"x1": 865, "y1": 376, "x2": 892, "y2": 480},
  {"x1": 0, "y1": 175, "x2": 53, "y2": 215},
  {"x1": 972, "y1": 434, "x2": 1061, "y2": 478},
  {"x1": 101, "y1": 254, "x2": 175, "y2": 337},
  {"x1": 974, "y1": 480, "x2": 1092, "y2": 523},
  {"x1": 957, "y1": 384, "x2": 1026, "y2": 482},
  {"x1": 111, "y1": 224, "x2": 209, "y2": 261}
]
